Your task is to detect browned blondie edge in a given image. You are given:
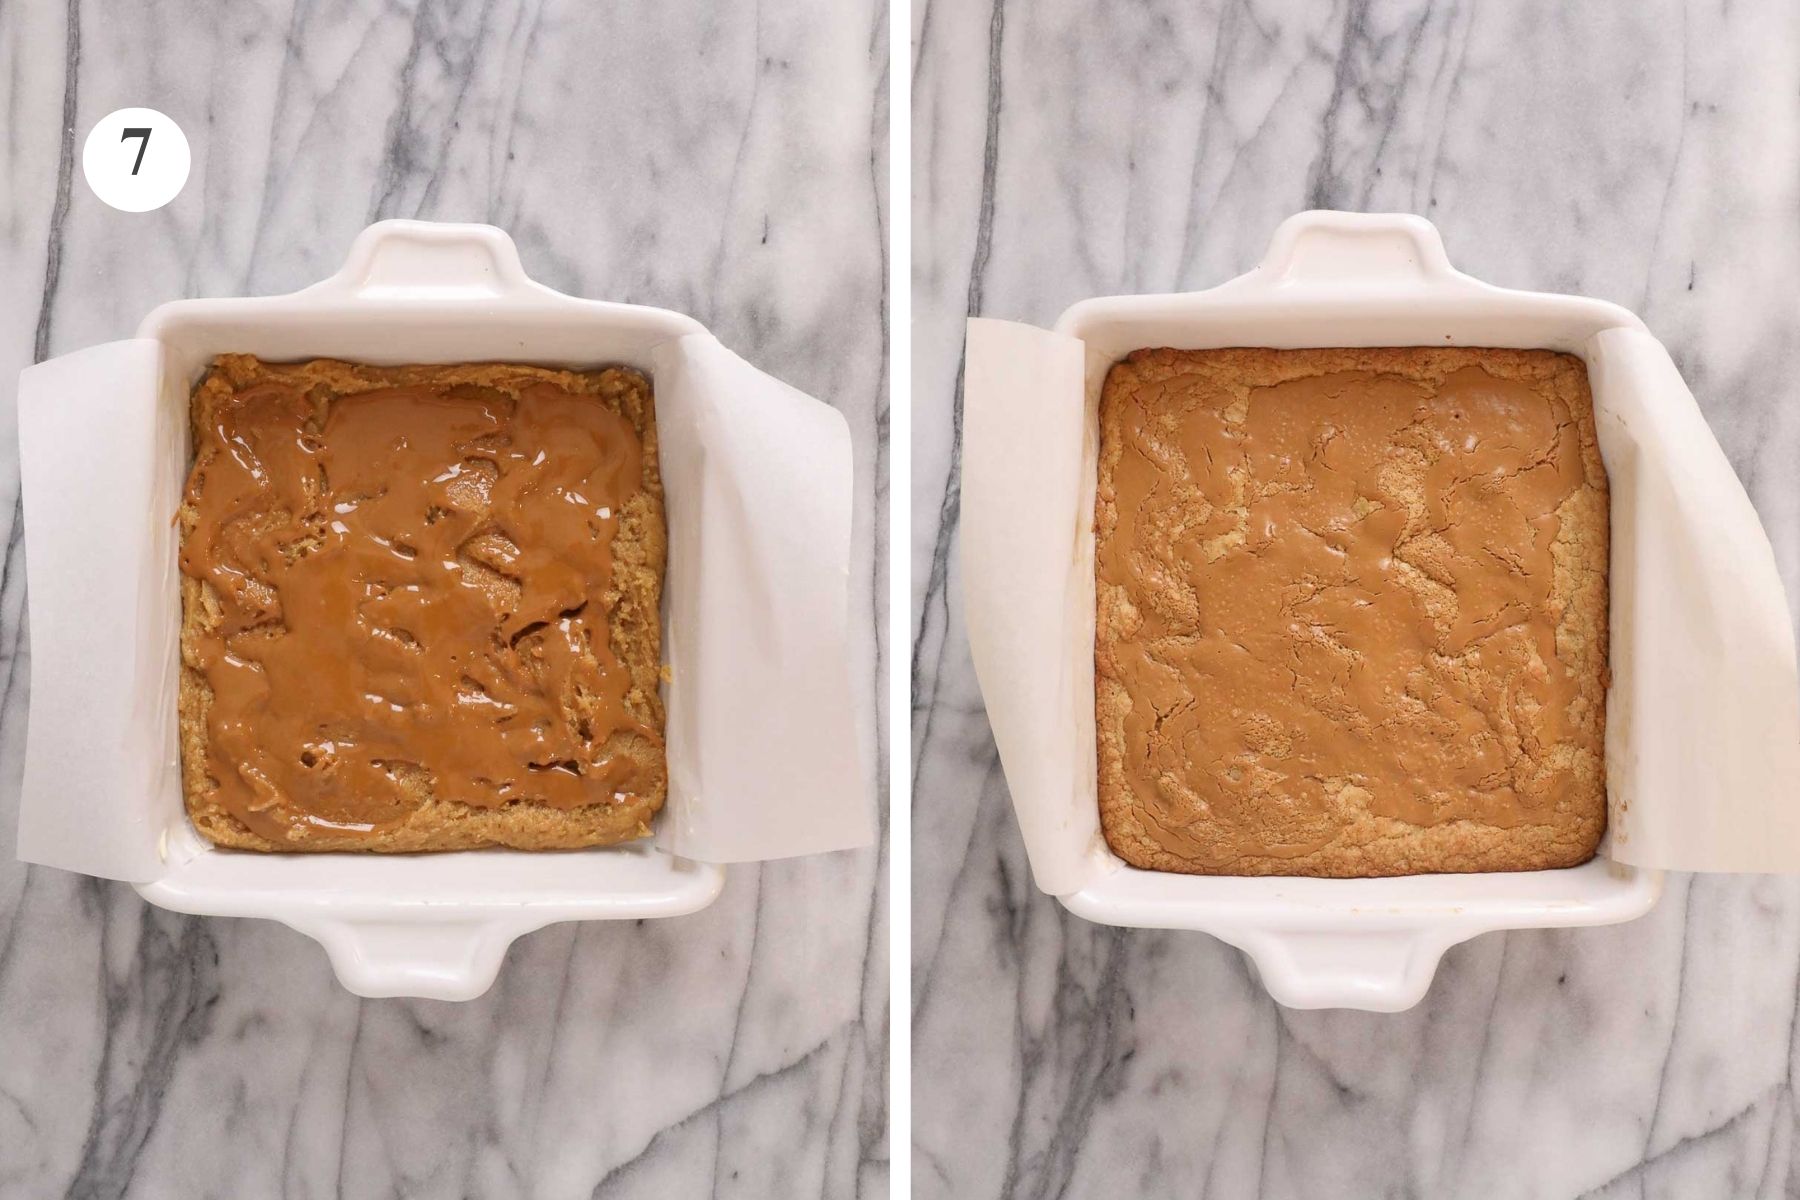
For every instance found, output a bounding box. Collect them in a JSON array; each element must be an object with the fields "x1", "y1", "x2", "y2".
[
  {"x1": 177, "y1": 355, "x2": 667, "y2": 852},
  {"x1": 1094, "y1": 347, "x2": 1609, "y2": 877}
]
